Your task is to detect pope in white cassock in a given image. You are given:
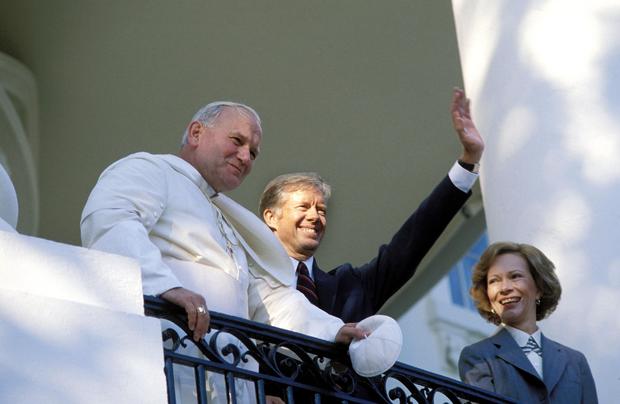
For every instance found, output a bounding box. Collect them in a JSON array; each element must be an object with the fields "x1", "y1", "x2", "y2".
[{"x1": 80, "y1": 102, "x2": 366, "y2": 403}]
